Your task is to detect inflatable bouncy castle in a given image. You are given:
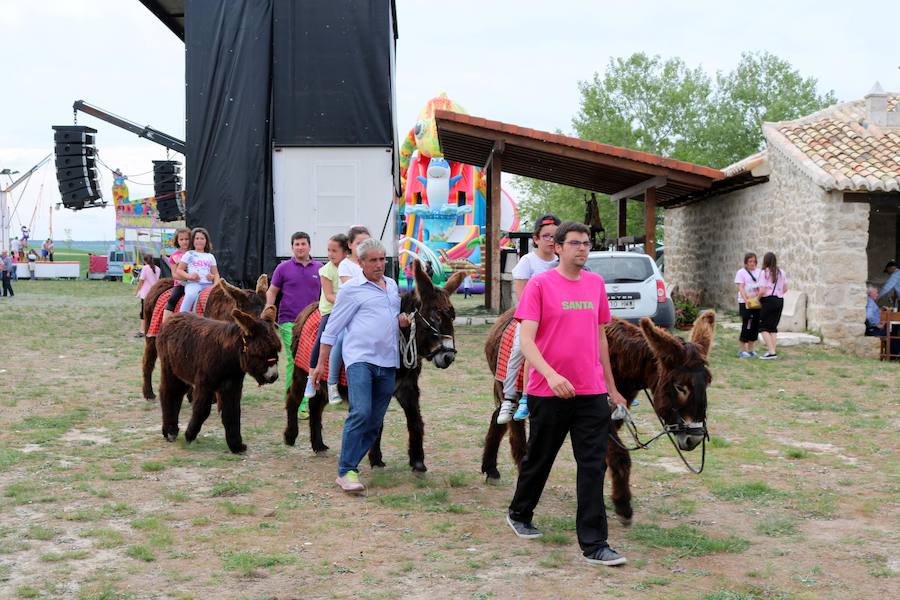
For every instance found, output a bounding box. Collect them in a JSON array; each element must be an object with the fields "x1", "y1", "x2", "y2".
[{"x1": 398, "y1": 94, "x2": 519, "y2": 291}]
